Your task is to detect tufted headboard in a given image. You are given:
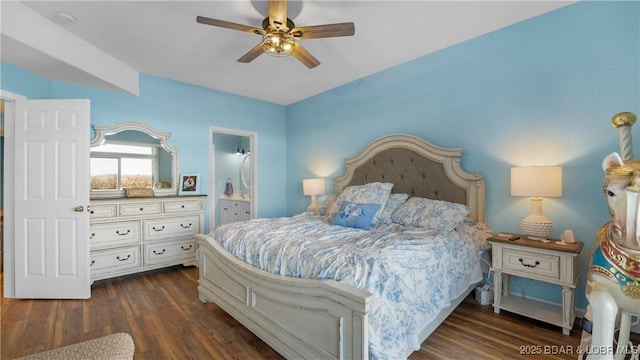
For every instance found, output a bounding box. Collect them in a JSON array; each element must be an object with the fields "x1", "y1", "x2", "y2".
[{"x1": 334, "y1": 134, "x2": 487, "y2": 223}]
